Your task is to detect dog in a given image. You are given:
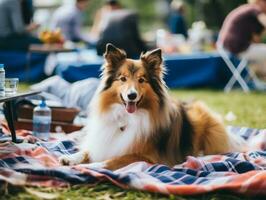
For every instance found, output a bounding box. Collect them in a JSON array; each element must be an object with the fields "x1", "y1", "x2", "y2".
[{"x1": 59, "y1": 44, "x2": 246, "y2": 170}]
